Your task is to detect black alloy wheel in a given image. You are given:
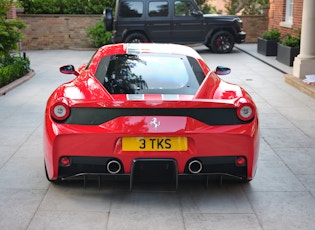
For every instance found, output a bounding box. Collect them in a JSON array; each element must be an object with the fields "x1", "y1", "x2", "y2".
[{"x1": 210, "y1": 31, "x2": 235, "y2": 53}]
